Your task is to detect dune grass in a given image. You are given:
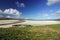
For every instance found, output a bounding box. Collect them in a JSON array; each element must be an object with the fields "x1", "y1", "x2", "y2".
[{"x1": 0, "y1": 24, "x2": 60, "y2": 40}]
